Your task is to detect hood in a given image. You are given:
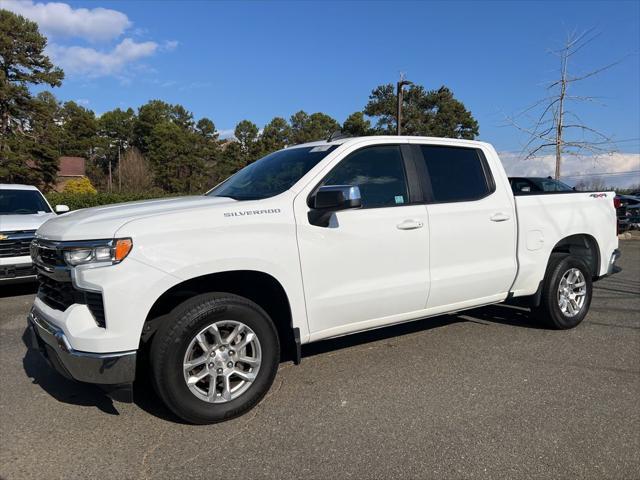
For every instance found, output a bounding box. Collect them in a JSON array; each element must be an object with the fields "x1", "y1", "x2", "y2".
[
  {"x1": 36, "y1": 196, "x2": 237, "y2": 241},
  {"x1": 0, "y1": 212, "x2": 56, "y2": 232}
]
